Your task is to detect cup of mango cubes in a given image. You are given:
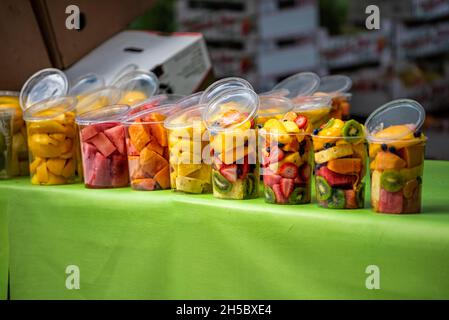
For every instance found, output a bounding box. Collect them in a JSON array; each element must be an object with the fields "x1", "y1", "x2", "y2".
[
  {"x1": 24, "y1": 96, "x2": 78, "y2": 185},
  {"x1": 76, "y1": 105, "x2": 130, "y2": 188},
  {"x1": 312, "y1": 118, "x2": 367, "y2": 209},
  {"x1": 112, "y1": 70, "x2": 159, "y2": 106},
  {"x1": 365, "y1": 99, "x2": 426, "y2": 214}
]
